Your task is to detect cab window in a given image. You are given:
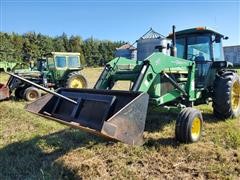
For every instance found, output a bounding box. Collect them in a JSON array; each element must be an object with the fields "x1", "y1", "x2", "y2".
[
  {"x1": 187, "y1": 35, "x2": 211, "y2": 61},
  {"x1": 212, "y1": 36, "x2": 224, "y2": 61},
  {"x1": 68, "y1": 56, "x2": 80, "y2": 68},
  {"x1": 176, "y1": 38, "x2": 185, "y2": 59},
  {"x1": 47, "y1": 57, "x2": 55, "y2": 69},
  {"x1": 55, "y1": 56, "x2": 67, "y2": 68}
]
